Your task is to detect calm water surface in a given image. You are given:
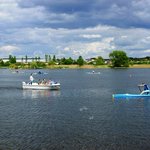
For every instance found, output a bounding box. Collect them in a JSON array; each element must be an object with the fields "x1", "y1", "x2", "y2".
[{"x1": 0, "y1": 68, "x2": 150, "y2": 150}]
